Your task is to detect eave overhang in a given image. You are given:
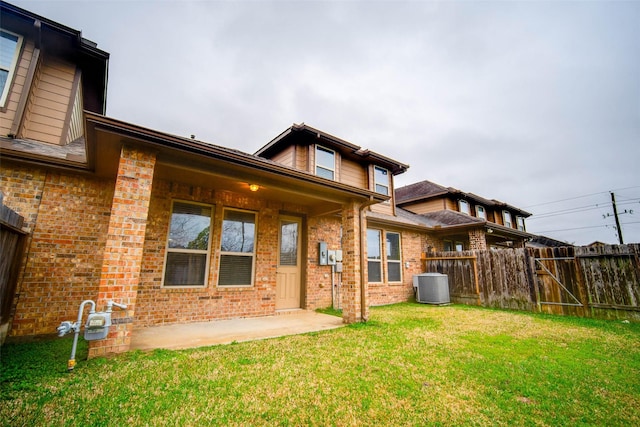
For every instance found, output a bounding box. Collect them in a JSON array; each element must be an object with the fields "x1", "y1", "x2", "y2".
[
  {"x1": 82, "y1": 113, "x2": 389, "y2": 216},
  {"x1": 0, "y1": 1, "x2": 109, "y2": 114},
  {"x1": 255, "y1": 123, "x2": 409, "y2": 176}
]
